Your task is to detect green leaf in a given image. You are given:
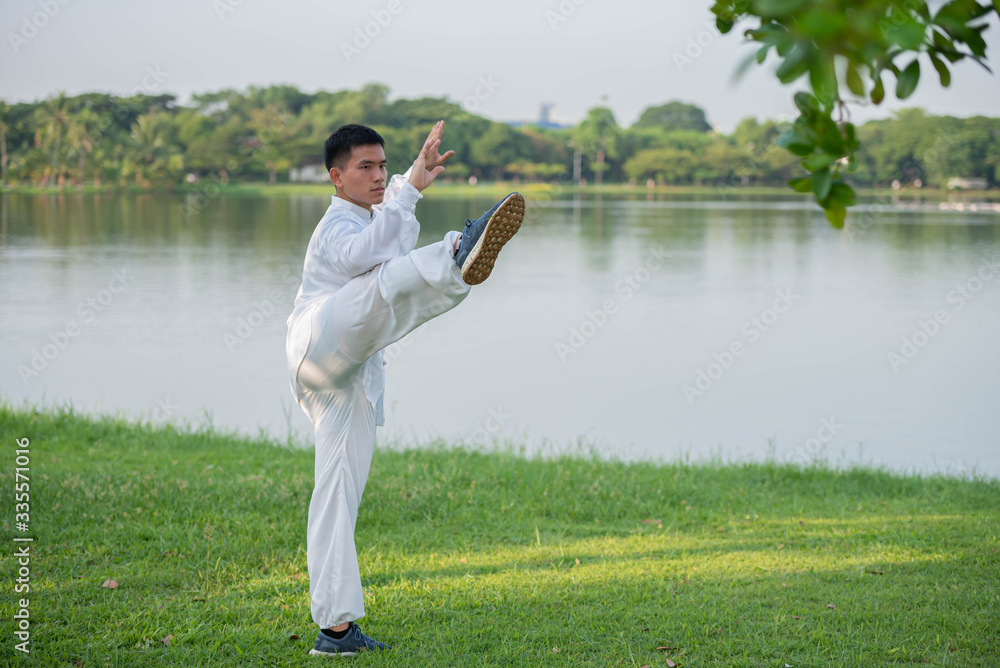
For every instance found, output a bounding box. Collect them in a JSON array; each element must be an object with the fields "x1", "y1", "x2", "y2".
[
  {"x1": 817, "y1": 116, "x2": 845, "y2": 155},
  {"x1": 776, "y1": 129, "x2": 814, "y2": 156},
  {"x1": 793, "y1": 92, "x2": 818, "y2": 116},
  {"x1": 932, "y1": 29, "x2": 962, "y2": 62},
  {"x1": 846, "y1": 63, "x2": 865, "y2": 96},
  {"x1": 754, "y1": 0, "x2": 810, "y2": 18},
  {"x1": 776, "y1": 42, "x2": 811, "y2": 84},
  {"x1": 812, "y1": 166, "x2": 832, "y2": 200},
  {"x1": 788, "y1": 177, "x2": 813, "y2": 193},
  {"x1": 829, "y1": 182, "x2": 857, "y2": 207},
  {"x1": 716, "y1": 18, "x2": 735, "y2": 33},
  {"x1": 871, "y1": 75, "x2": 886, "y2": 104},
  {"x1": 824, "y1": 202, "x2": 847, "y2": 229},
  {"x1": 892, "y1": 19, "x2": 927, "y2": 51},
  {"x1": 756, "y1": 44, "x2": 770, "y2": 63},
  {"x1": 808, "y1": 55, "x2": 838, "y2": 106},
  {"x1": 798, "y1": 9, "x2": 847, "y2": 37},
  {"x1": 803, "y1": 153, "x2": 839, "y2": 171},
  {"x1": 929, "y1": 53, "x2": 952, "y2": 86},
  {"x1": 896, "y1": 59, "x2": 921, "y2": 99},
  {"x1": 845, "y1": 123, "x2": 857, "y2": 152}
]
